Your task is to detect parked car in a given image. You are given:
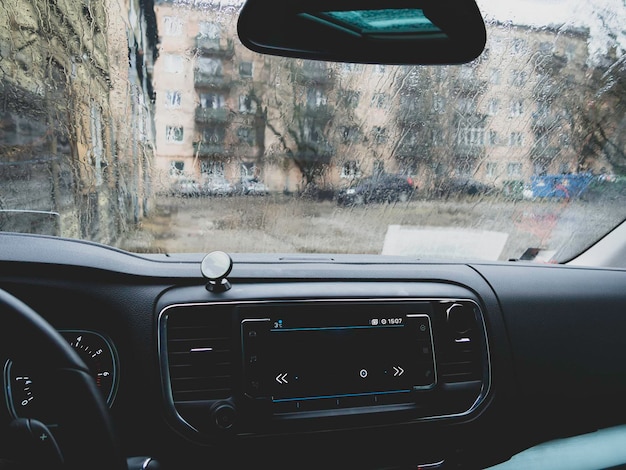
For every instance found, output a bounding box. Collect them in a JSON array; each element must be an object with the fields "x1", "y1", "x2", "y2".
[
  {"x1": 337, "y1": 174, "x2": 415, "y2": 205},
  {"x1": 239, "y1": 178, "x2": 269, "y2": 196},
  {"x1": 525, "y1": 173, "x2": 594, "y2": 200},
  {"x1": 202, "y1": 176, "x2": 234, "y2": 196},
  {"x1": 434, "y1": 176, "x2": 494, "y2": 198},
  {"x1": 170, "y1": 177, "x2": 201, "y2": 197}
]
